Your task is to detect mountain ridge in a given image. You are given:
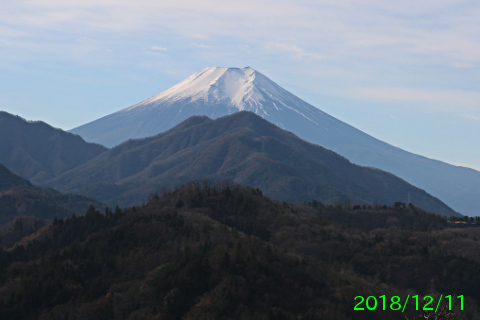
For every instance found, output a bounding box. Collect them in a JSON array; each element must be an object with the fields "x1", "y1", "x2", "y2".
[
  {"x1": 0, "y1": 111, "x2": 108, "y2": 184},
  {"x1": 69, "y1": 67, "x2": 480, "y2": 215},
  {"x1": 52, "y1": 112, "x2": 458, "y2": 217},
  {"x1": 0, "y1": 163, "x2": 103, "y2": 226}
]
